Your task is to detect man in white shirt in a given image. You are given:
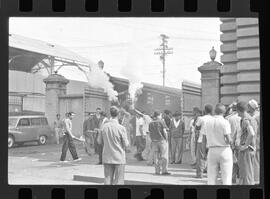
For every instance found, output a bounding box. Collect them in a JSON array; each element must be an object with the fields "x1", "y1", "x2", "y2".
[
  {"x1": 195, "y1": 104, "x2": 213, "y2": 178},
  {"x1": 134, "y1": 112, "x2": 146, "y2": 161},
  {"x1": 60, "y1": 112, "x2": 81, "y2": 162},
  {"x1": 225, "y1": 102, "x2": 241, "y2": 184},
  {"x1": 141, "y1": 111, "x2": 154, "y2": 165},
  {"x1": 202, "y1": 103, "x2": 233, "y2": 185}
]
